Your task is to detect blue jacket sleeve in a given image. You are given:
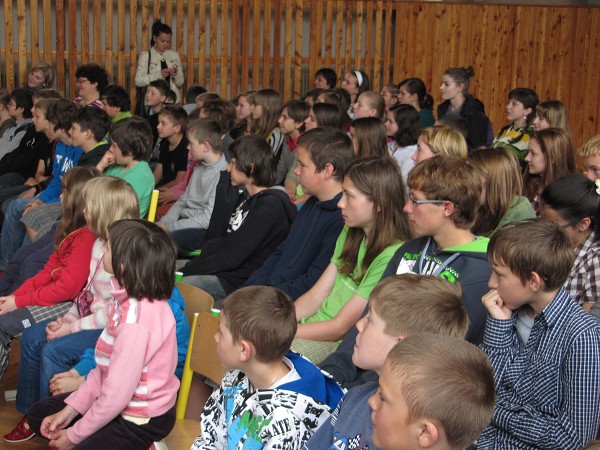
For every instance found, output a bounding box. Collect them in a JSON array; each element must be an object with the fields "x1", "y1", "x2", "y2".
[
  {"x1": 73, "y1": 348, "x2": 97, "y2": 378},
  {"x1": 168, "y1": 286, "x2": 191, "y2": 379},
  {"x1": 37, "y1": 174, "x2": 62, "y2": 204}
]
